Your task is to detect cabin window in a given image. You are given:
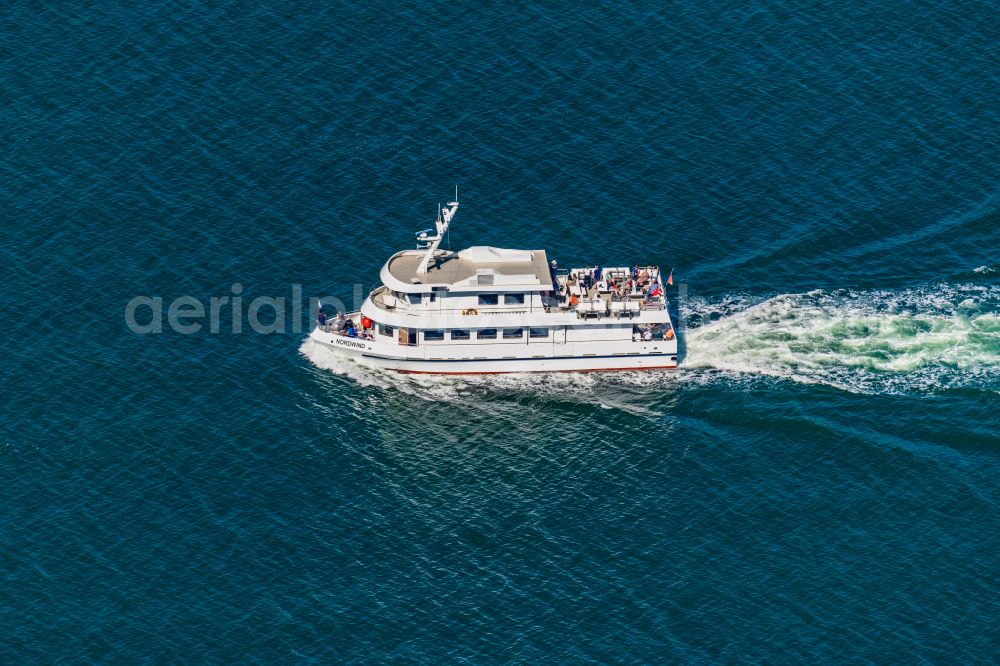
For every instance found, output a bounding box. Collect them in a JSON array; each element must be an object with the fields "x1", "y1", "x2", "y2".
[
  {"x1": 477, "y1": 328, "x2": 498, "y2": 340},
  {"x1": 423, "y1": 330, "x2": 444, "y2": 341},
  {"x1": 378, "y1": 324, "x2": 394, "y2": 336},
  {"x1": 503, "y1": 328, "x2": 524, "y2": 339},
  {"x1": 529, "y1": 327, "x2": 549, "y2": 339},
  {"x1": 478, "y1": 294, "x2": 499, "y2": 306},
  {"x1": 409, "y1": 293, "x2": 423, "y2": 305},
  {"x1": 504, "y1": 293, "x2": 525, "y2": 305},
  {"x1": 451, "y1": 329, "x2": 470, "y2": 340}
]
